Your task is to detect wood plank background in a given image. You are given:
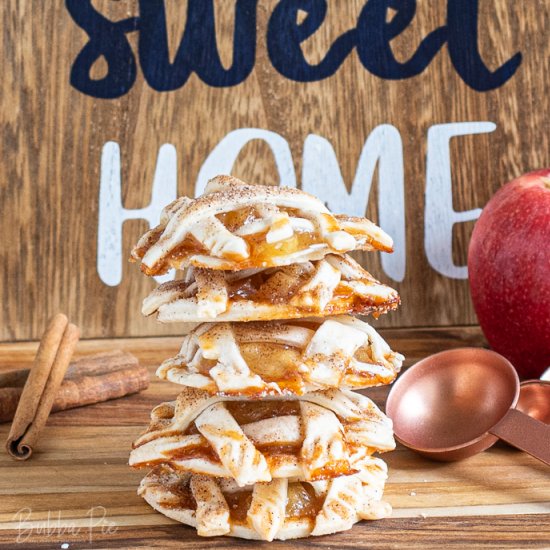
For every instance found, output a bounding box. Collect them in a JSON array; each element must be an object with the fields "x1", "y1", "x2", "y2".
[
  {"x1": 1, "y1": 1, "x2": 549, "y2": 340},
  {"x1": 0, "y1": 328, "x2": 548, "y2": 548}
]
